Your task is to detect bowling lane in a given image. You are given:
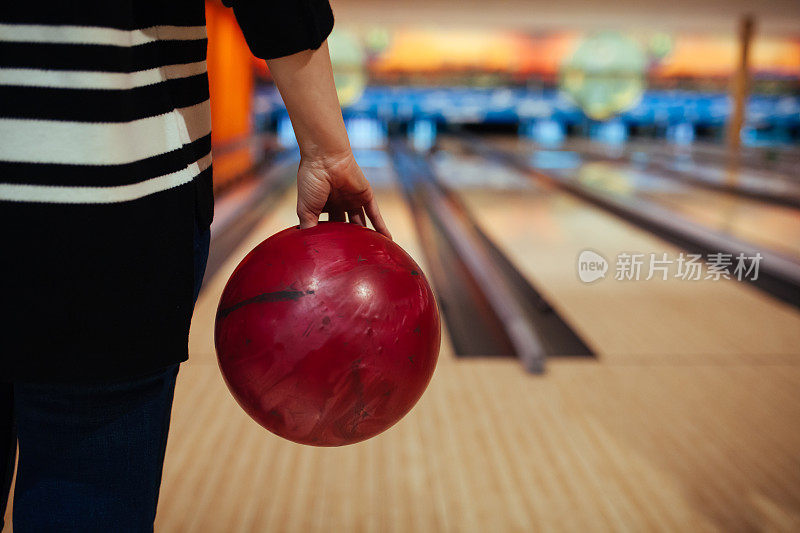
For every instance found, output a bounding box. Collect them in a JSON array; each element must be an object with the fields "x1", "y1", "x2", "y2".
[
  {"x1": 432, "y1": 139, "x2": 800, "y2": 361},
  {"x1": 151, "y1": 151, "x2": 800, "y2": 533},
  {"x1": 487, "y1": 136, "x2": 800, "y2": 261},
  {"x1": 655, "y1": 138, "x2": 800, "y2": 174},
  {"x1": 558, "y1": 132, "x2": 800, "y2": 178},
  {"x1": 567, "y1": 136, "x2": 800, "y2": 196}
]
